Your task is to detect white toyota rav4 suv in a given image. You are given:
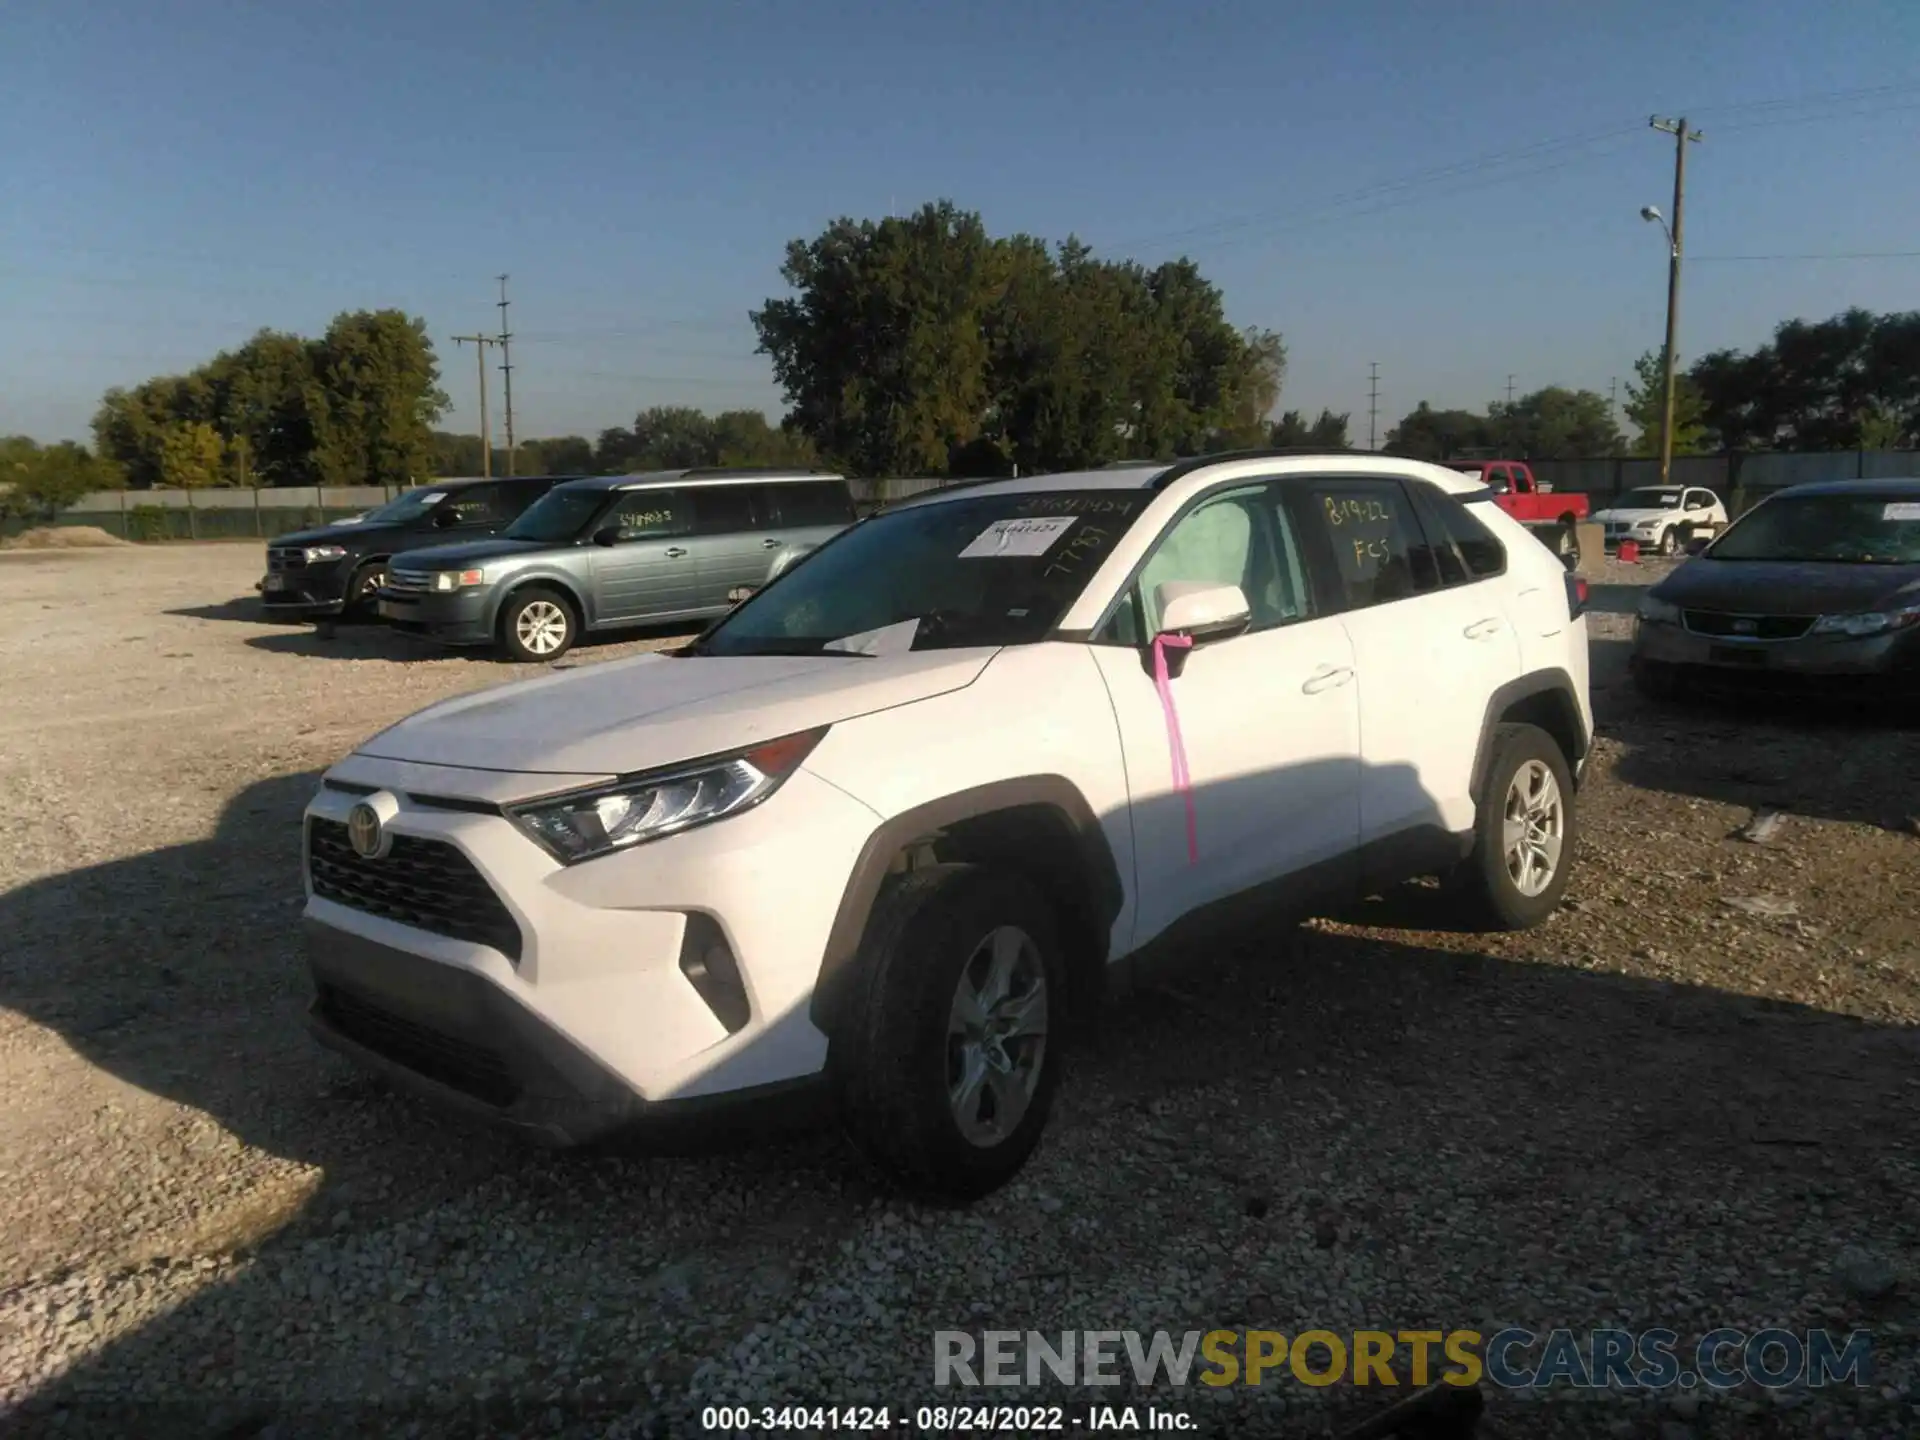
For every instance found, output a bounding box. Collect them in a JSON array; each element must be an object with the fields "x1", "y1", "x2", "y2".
[{"x1": 303, "y1": 450, "x2": 1592, "y2": 1199}]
